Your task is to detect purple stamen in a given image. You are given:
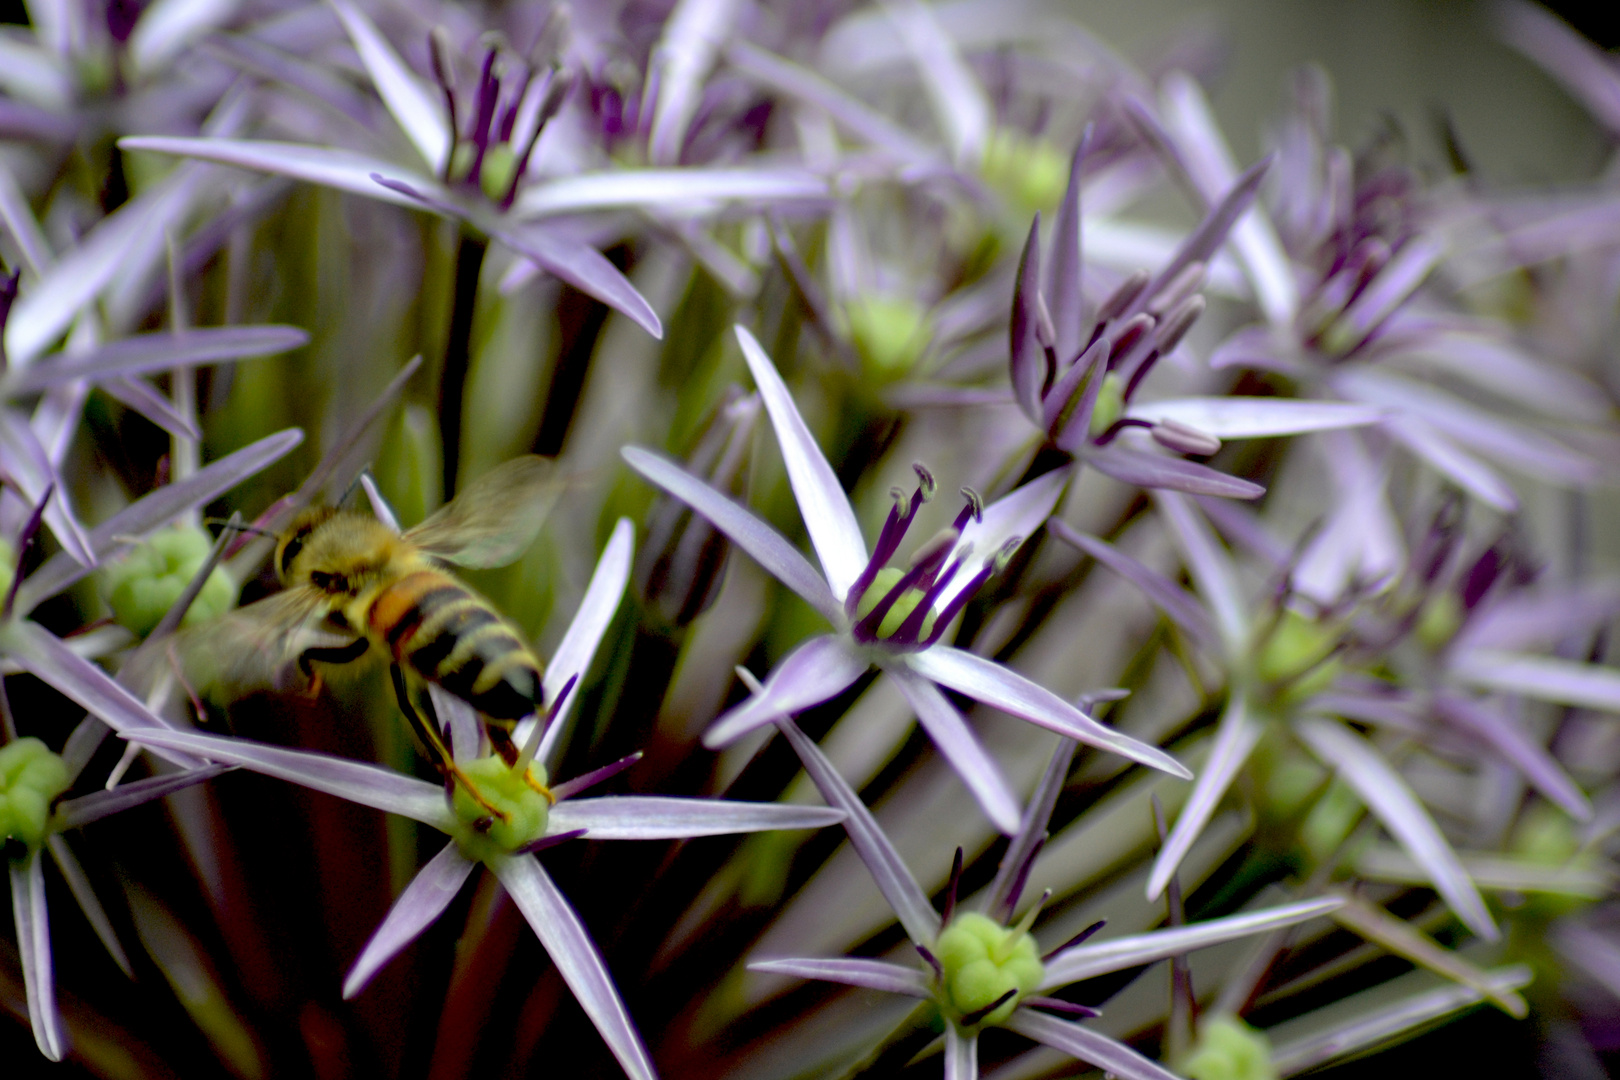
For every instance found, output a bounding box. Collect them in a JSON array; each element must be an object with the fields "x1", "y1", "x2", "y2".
[
  {"x1": 1022, "y1": 996, "x2": 1101, "y2": 1019},
  {"x1": 514, "y1": 828, "x2": 588, "y2": 856},
  {"x1": 466, "y1": 46, "x2": 500, "y2": 185},
  {"x1": 3, "y1": 484, "x2": 51, "y2": 619},
  {"x1": 550, "y1": 751, "x2": 645, "y2": 801},
  {"x1": 851, "y1": 529, "x2": 957, "y2": 642},
  {"x1": 951, "y1": 489, "x2": 983, "y2": 532},
  {"x1": 1000, "y1": 835, "x2": 1046, "y2": 918},
  {"x1": 1102, "y1": 312, "x2": 1155, "y2": 374},
  {"x1": 916, "y1": 943, "x2": 945, "y2": 981},
  {"x1": 890, "y1": 547, "x2": 971, "y2": 646},
  {"x1": 1092, "y1": 417, "x2": 1153, "y2": 446},
  {"x1": 503, "y1": 69, "x2": 573, "y2": 209},
  {"x1": 1043, "y1": 919, "x2": 1106, "y2": 961},
  {"x1": 959, "y1": 987, "x2": 1018, "y2": 1026},
  {"x1": 940, "y1": 846, "x2": 964, "y2": 926},
  {"x1": 429, "y1": 30, "x2": 460, "y2": 181},
  {"x1": 844, "y1": 466, "x2": 933, "y2": 619},
  {"x1": 919, "y1": 558, "x2": 999, "y2": 649}
]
